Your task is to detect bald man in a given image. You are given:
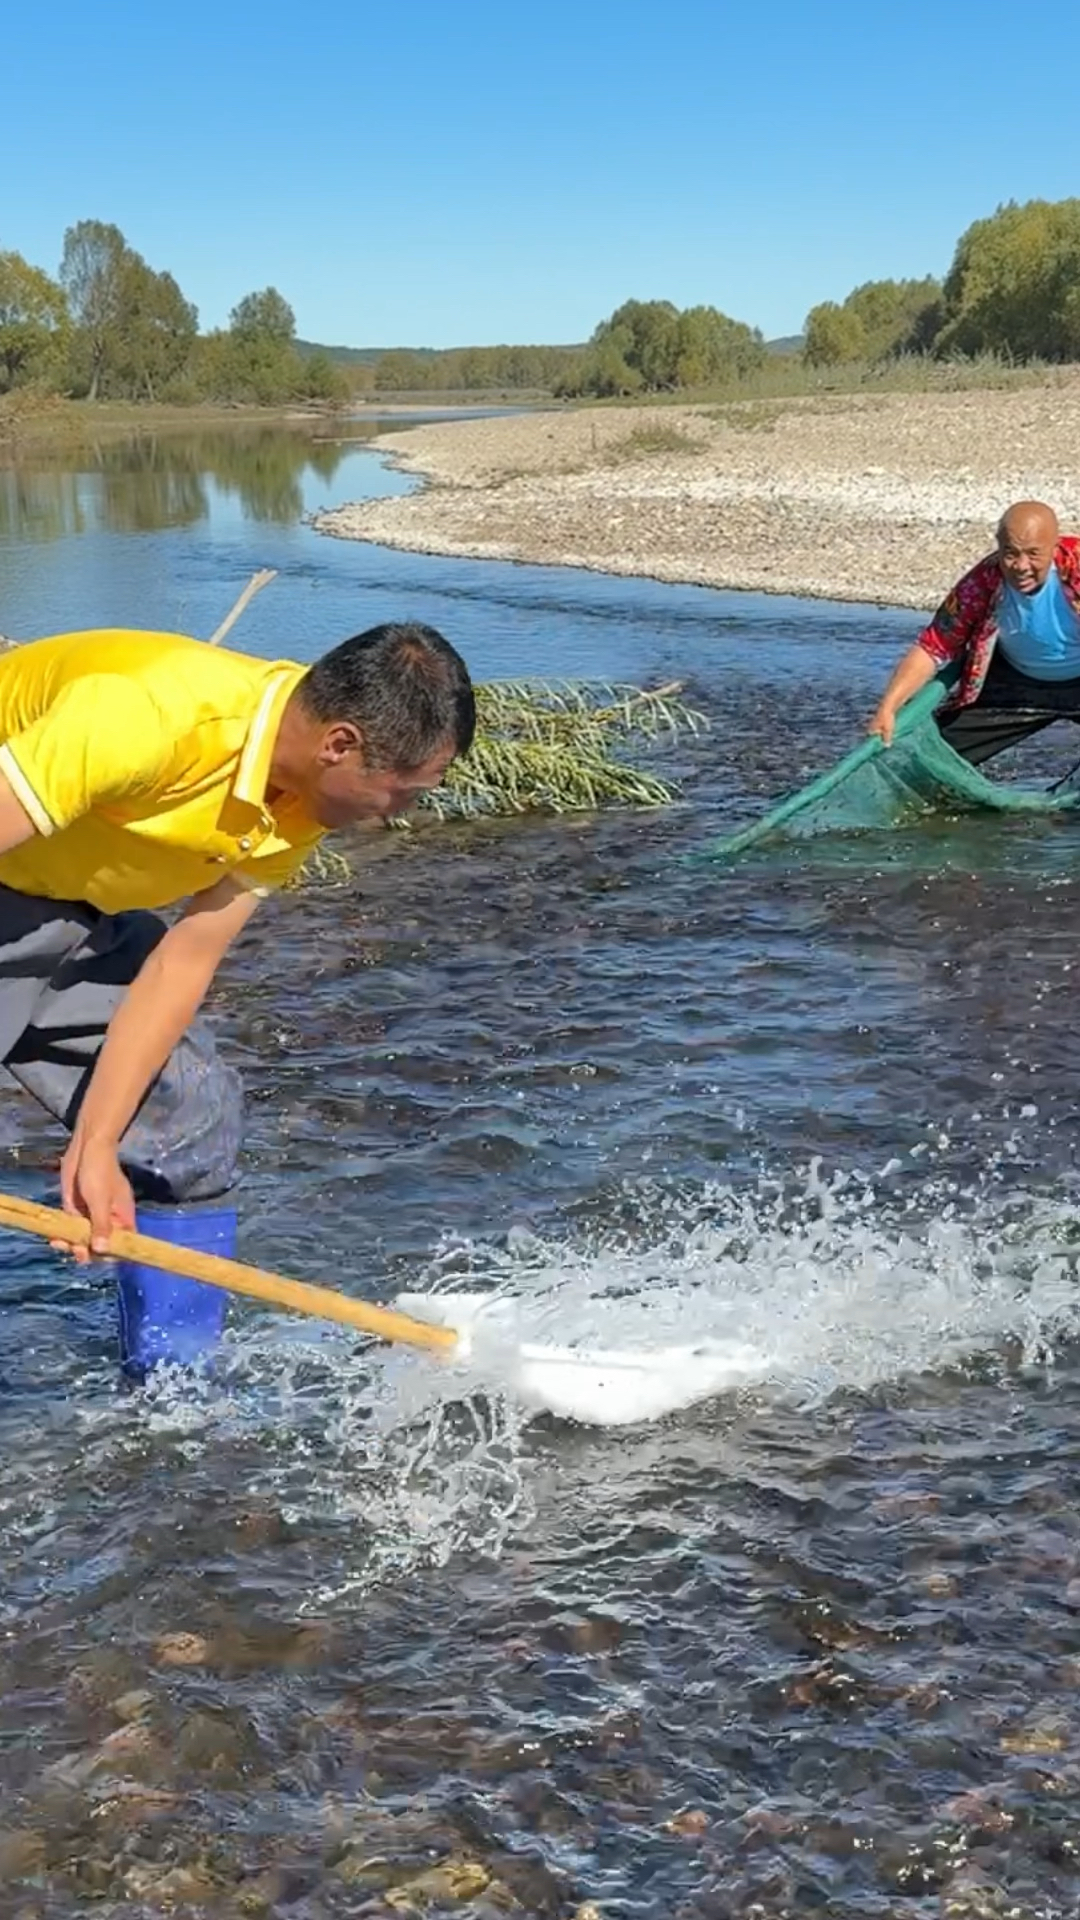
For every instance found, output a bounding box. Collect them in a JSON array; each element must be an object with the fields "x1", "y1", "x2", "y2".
[{"x1": 869, "y1": 502, "x2": 1080, "y2": 764}]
